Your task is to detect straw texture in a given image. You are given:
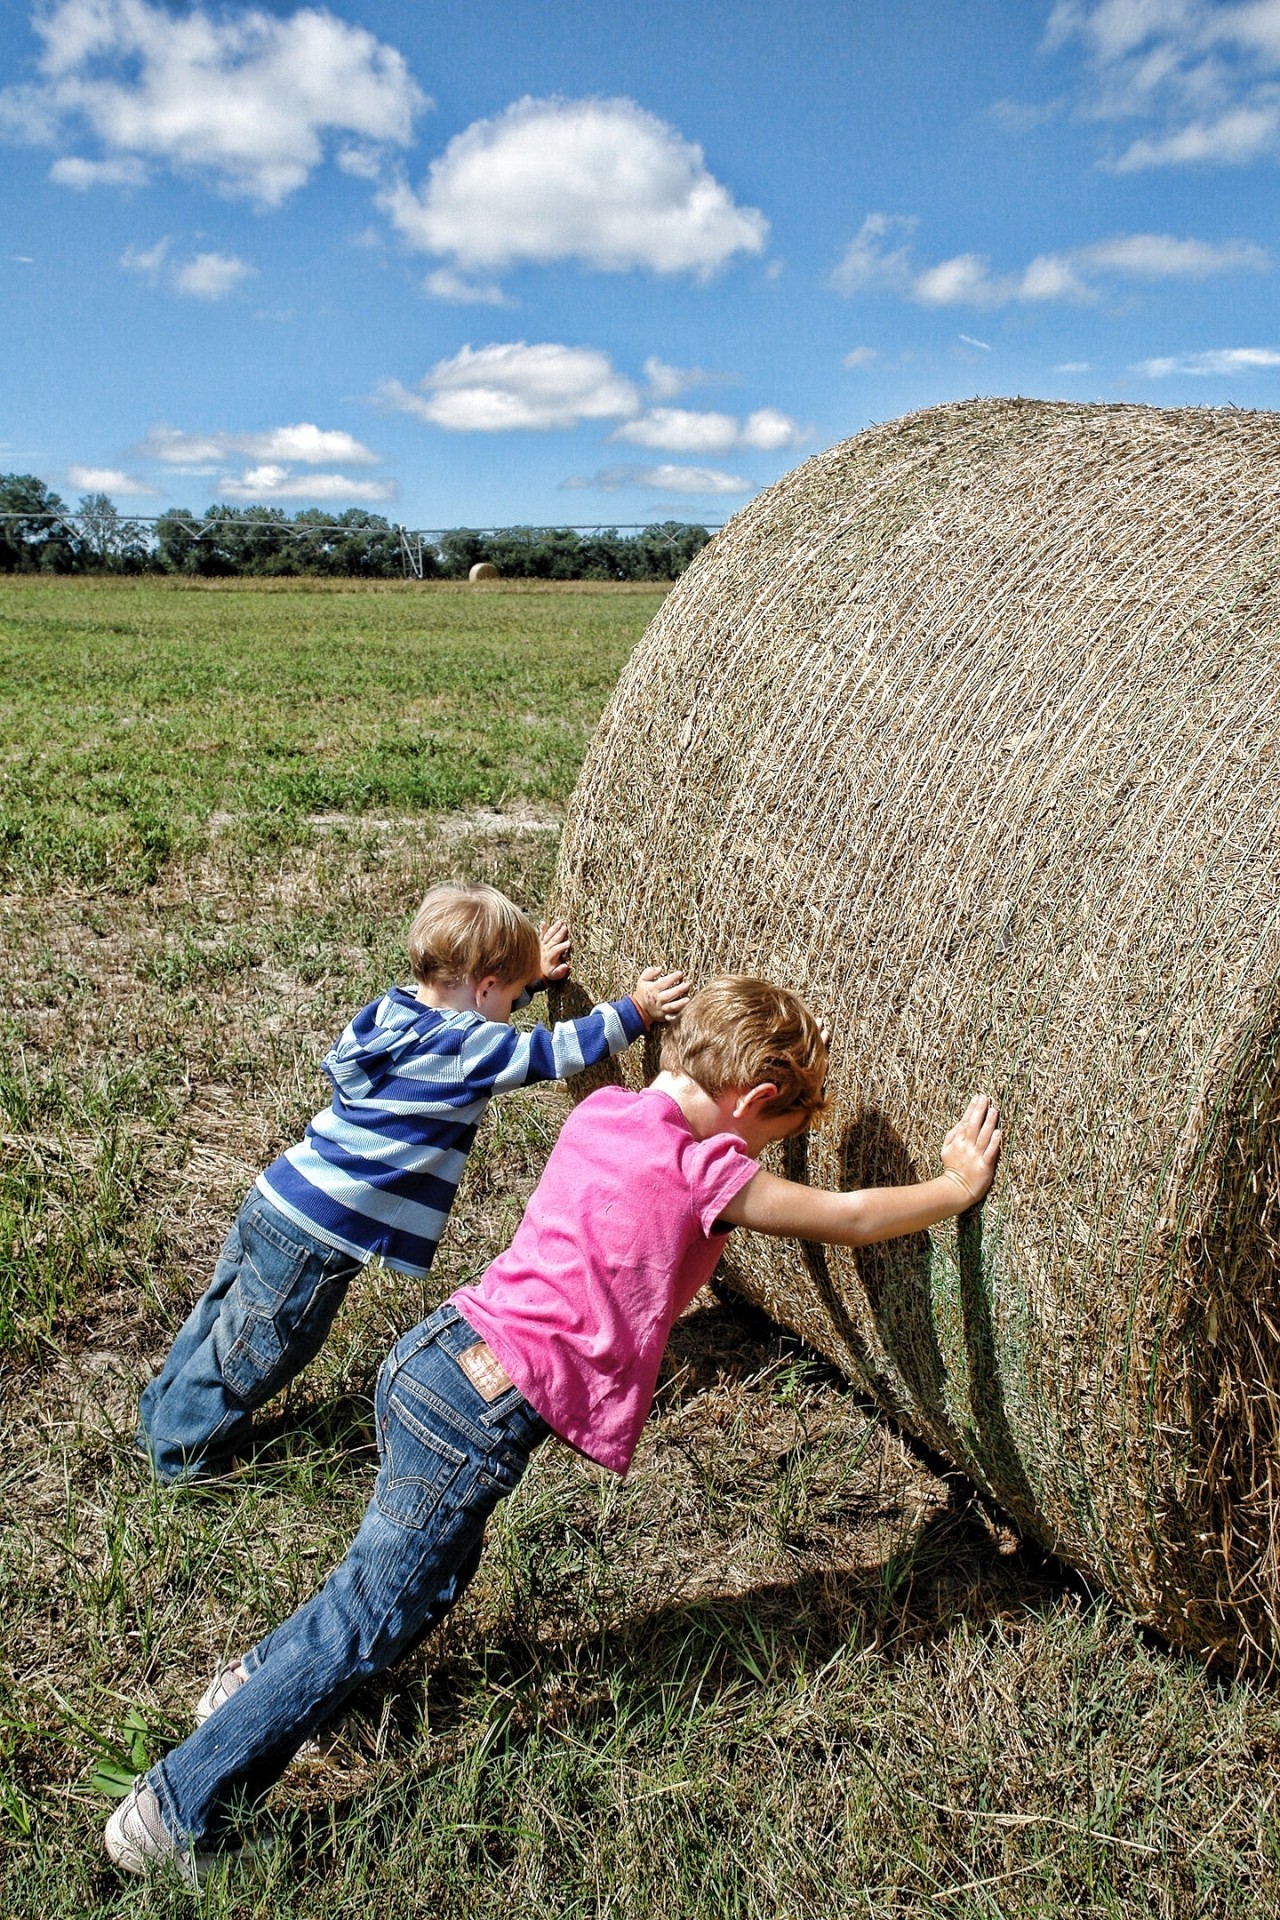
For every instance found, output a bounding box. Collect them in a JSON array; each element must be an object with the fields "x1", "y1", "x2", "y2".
[{"x1": 553, "y1": 398, "x2": 1280, "y2": 1671}]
